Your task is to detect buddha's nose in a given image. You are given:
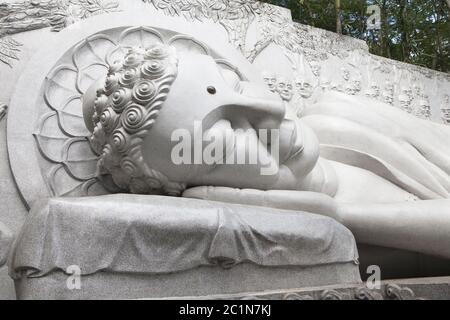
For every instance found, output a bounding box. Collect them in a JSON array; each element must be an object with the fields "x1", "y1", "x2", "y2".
[{"x1": 233, "y1": 82, "x2": 286, "y2": 131}]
